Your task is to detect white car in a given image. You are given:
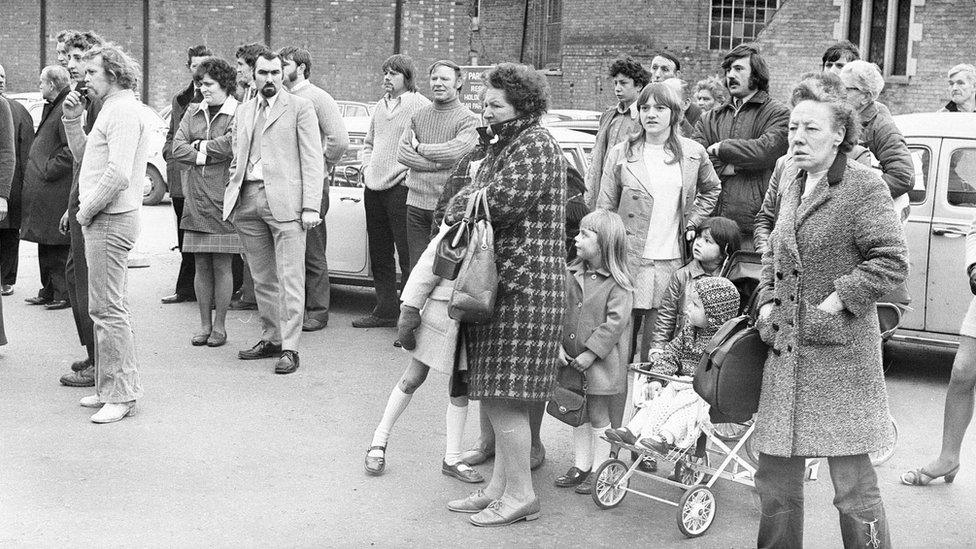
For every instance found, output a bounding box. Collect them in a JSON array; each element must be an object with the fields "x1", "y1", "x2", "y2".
[
  {"x1": 9, "y1": 92, "x2": 168, "y2": 206},
  {"x1": 326, "y1": 126, "x2": 595, "y2": 285}
]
